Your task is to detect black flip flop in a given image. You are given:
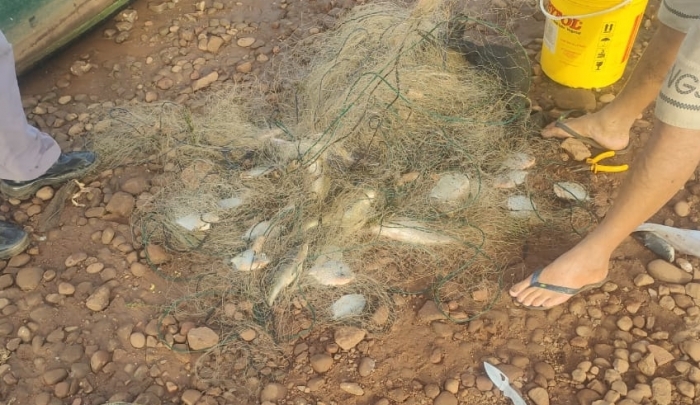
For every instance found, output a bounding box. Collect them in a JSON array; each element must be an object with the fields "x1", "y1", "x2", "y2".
[{"x1": 516, "y1": 267, "x2": 609, "y2": 311}]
